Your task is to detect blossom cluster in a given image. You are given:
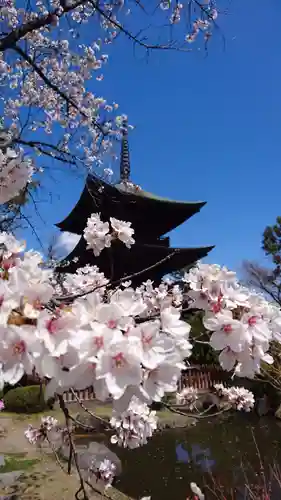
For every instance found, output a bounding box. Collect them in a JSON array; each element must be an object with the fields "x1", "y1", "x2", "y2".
[
  {"x1": 0, "y1": 231, "x2": 191, "y2": 418},
  {"x1": 24, "y1": 415, "x2": 58, "y2": 444},
  {"x1": 96, "y1": 458, "x2": 116, "y2": 488},
  {"x1": 83, "y1": 213, "x2": 135, "y2": 256},
  {"x1": 110, "y1": 396, "x2": 158, "y2": 449},
  {"x1": 0, "y1": 0, "x2": 220, "y2": 186},
  {"x1": 184, "y1": 263, "x2": 281, "y2": 378},
  {"x1": 175, "y1": 386, "x2": 198, "y2": 410},
  {"x1": 1, "y1": 225, "x2": 281, "y2": 454},
  {"x1": 98, "y1": 458, "x2": 116, "y2": 487},
  {"x1": 214, "y1": 384, "x2": 255, "y2": 412},
  {"x1": 0, "y1": 147, "x2": 34, "y2": 205},
  {"x1": 88, "y1": 457, "x2": 117, "y2": 489},
  {"x1": 160, "y1": 0, "x2": 218, "y2": 43},
  {"x1": 0, "y1": 0, "x2": 123, "y2": 169},
  {"x1": 57, "y1": 264, "x2": 109, "y2": 296}
]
